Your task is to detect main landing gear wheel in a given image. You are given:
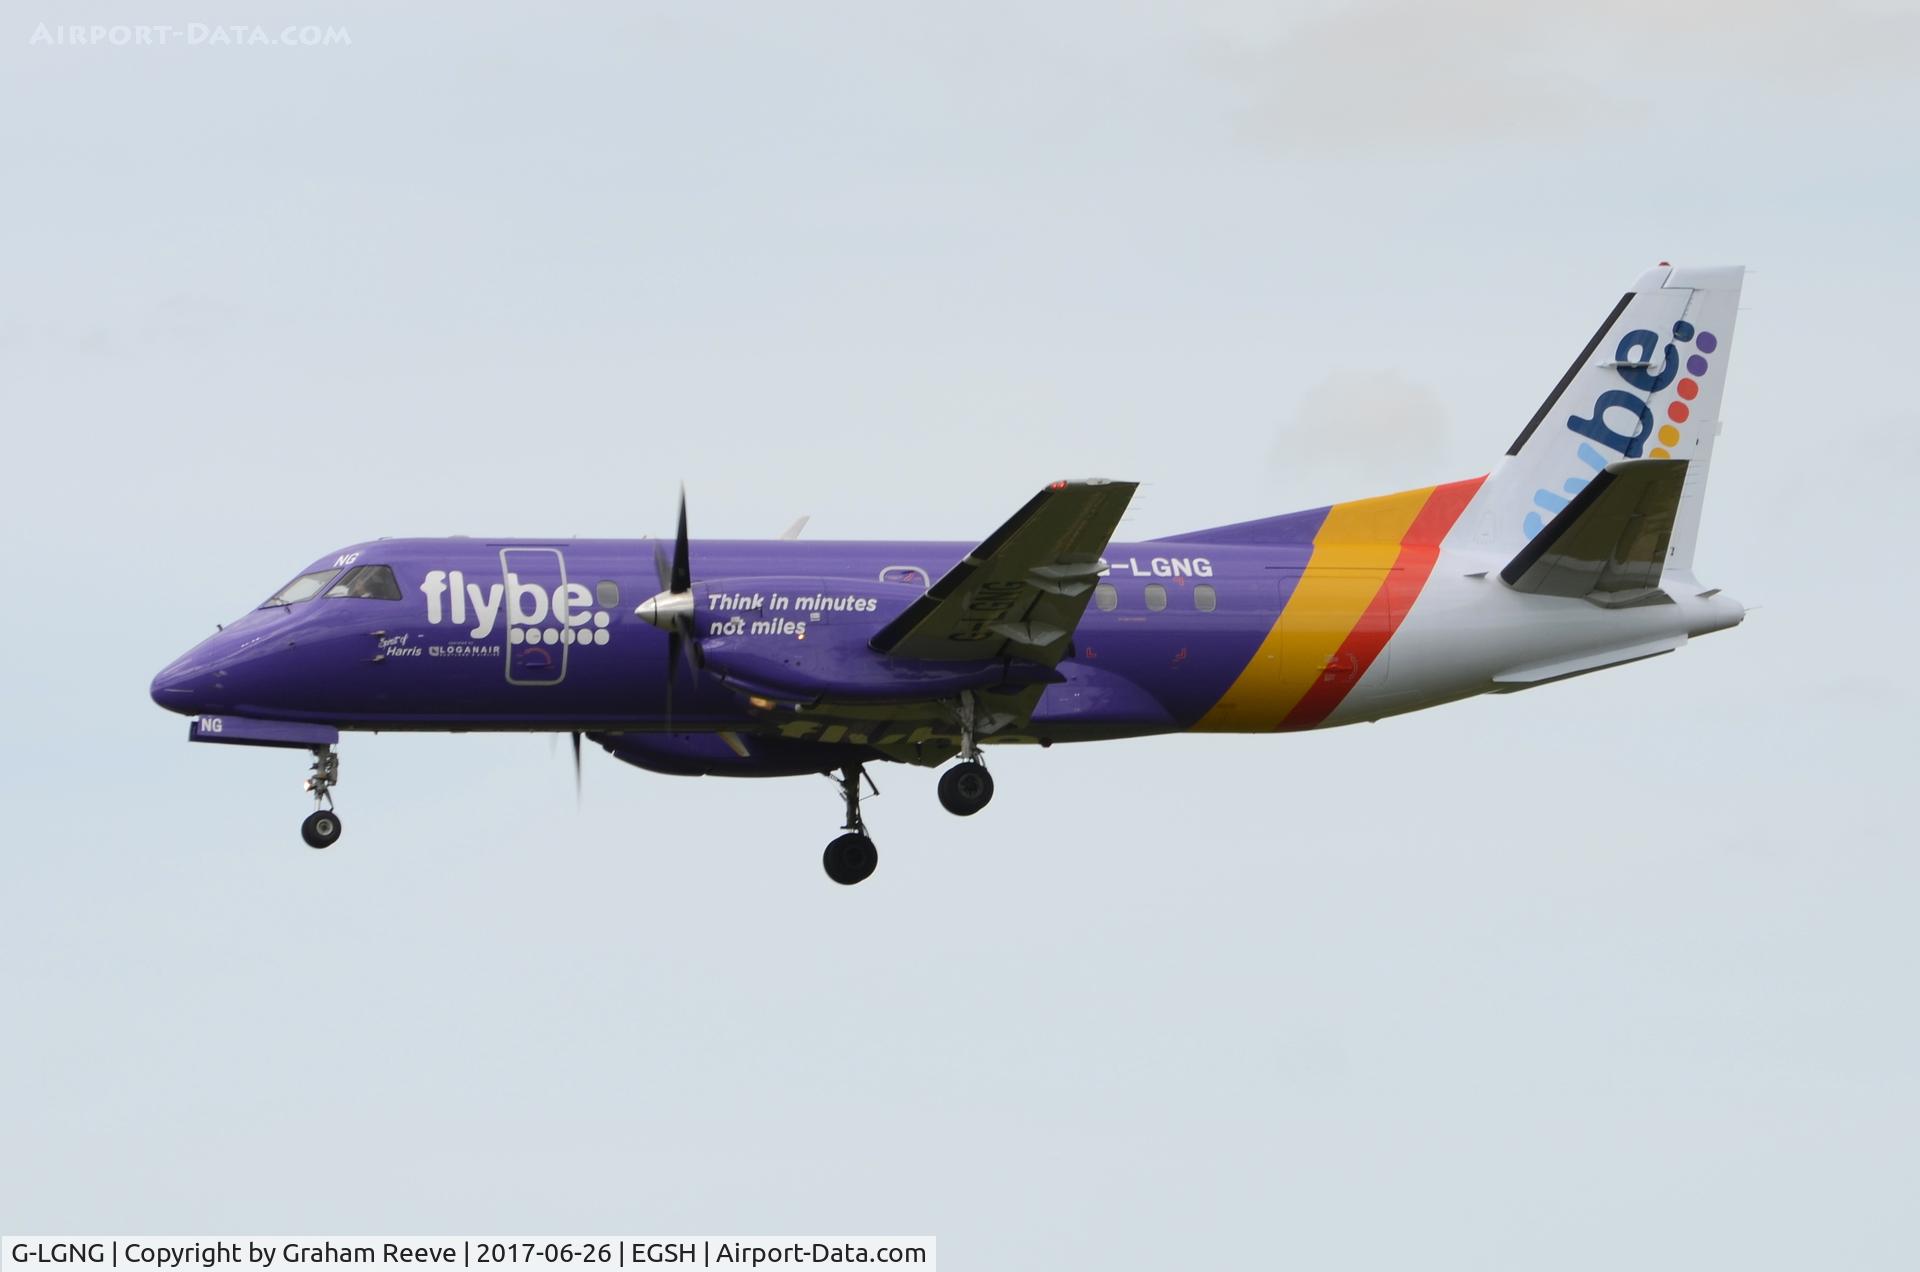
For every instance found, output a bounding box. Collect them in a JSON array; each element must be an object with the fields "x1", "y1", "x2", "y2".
[
  {"x1": 823, "y1": 832, "x2": 878, "y2": 886},
  {"x1": 937, "y1": 760, "x2": 994, "y2": 816},
  {"x1": 822, "y1": 763, "x2": 880, "y2": 885},
  {"x1": 301, "y1": 809, "x2": 342, "y2": 849}
]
